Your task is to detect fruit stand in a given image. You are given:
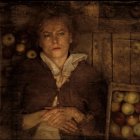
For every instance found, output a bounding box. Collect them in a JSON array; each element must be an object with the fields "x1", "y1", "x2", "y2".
[{"x1": 106, "y1": 82, "x2": 140, "y2": 140}]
